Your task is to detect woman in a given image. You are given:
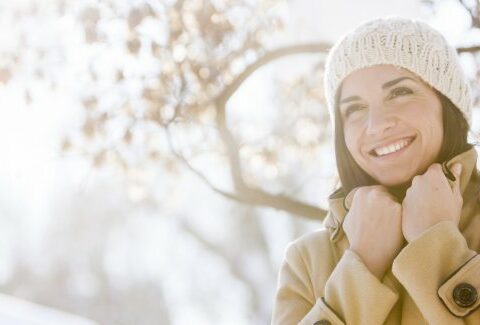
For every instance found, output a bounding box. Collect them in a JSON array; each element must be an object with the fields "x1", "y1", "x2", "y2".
[{"x1": 271, "y1": 17, "x2": 480, "y2": 324}]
